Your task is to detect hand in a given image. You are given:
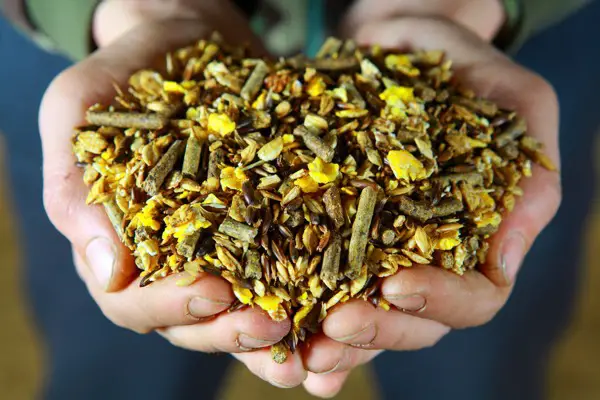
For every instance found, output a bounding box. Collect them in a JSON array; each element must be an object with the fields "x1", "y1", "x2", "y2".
[
  {"x1": 340, "y1": 0, "x2": 506, "y2": 41},
  {"x1": 40, "y1": 1, "x2": 309, "y2": 390},
  {"x1": 299, "y1": 16, "x2": 561, "y2": 398}
]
